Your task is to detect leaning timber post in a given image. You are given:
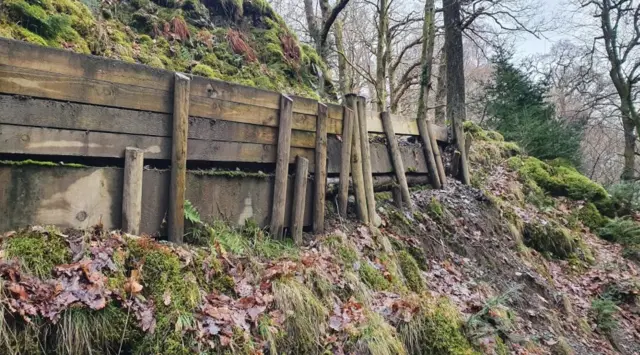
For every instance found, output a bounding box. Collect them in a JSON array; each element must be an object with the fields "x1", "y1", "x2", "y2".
[
  {"x1": 168, "y1": 73, "x2": 191, "y2": 243},
  {"x1": 313, "y1": 103, "x2": 328, "y2": 234},
  {"x1": 270, "y1": 94, "x2": 294, "y2": 239},
  {"x1": 357, "y1": 96, "x2": 378, "y2": 226},
  {"x1": 122, "y1": 147, "x2": 144, "y2": 235},
  {"x1": 338, "y1": 107, "x2": 355, "y2": 217},
  {"x1": 292, "y1": 156, "x2": 309, "y2": 245},
  {"x1": 346, "y1": 94, "x2": 369, "y2": 224},
  {"x1": 381, "y1": 112, "x2": 413, "y2": 211},
  {"x1": 417, "y1": 116, "x2": 442, "y2": 189},
  {"x1": 392, "y1": 185, "x2": 403, "y2": 208},
  {"x1": 427, "y1": 119, "x2": 447, "y2": 186}
]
